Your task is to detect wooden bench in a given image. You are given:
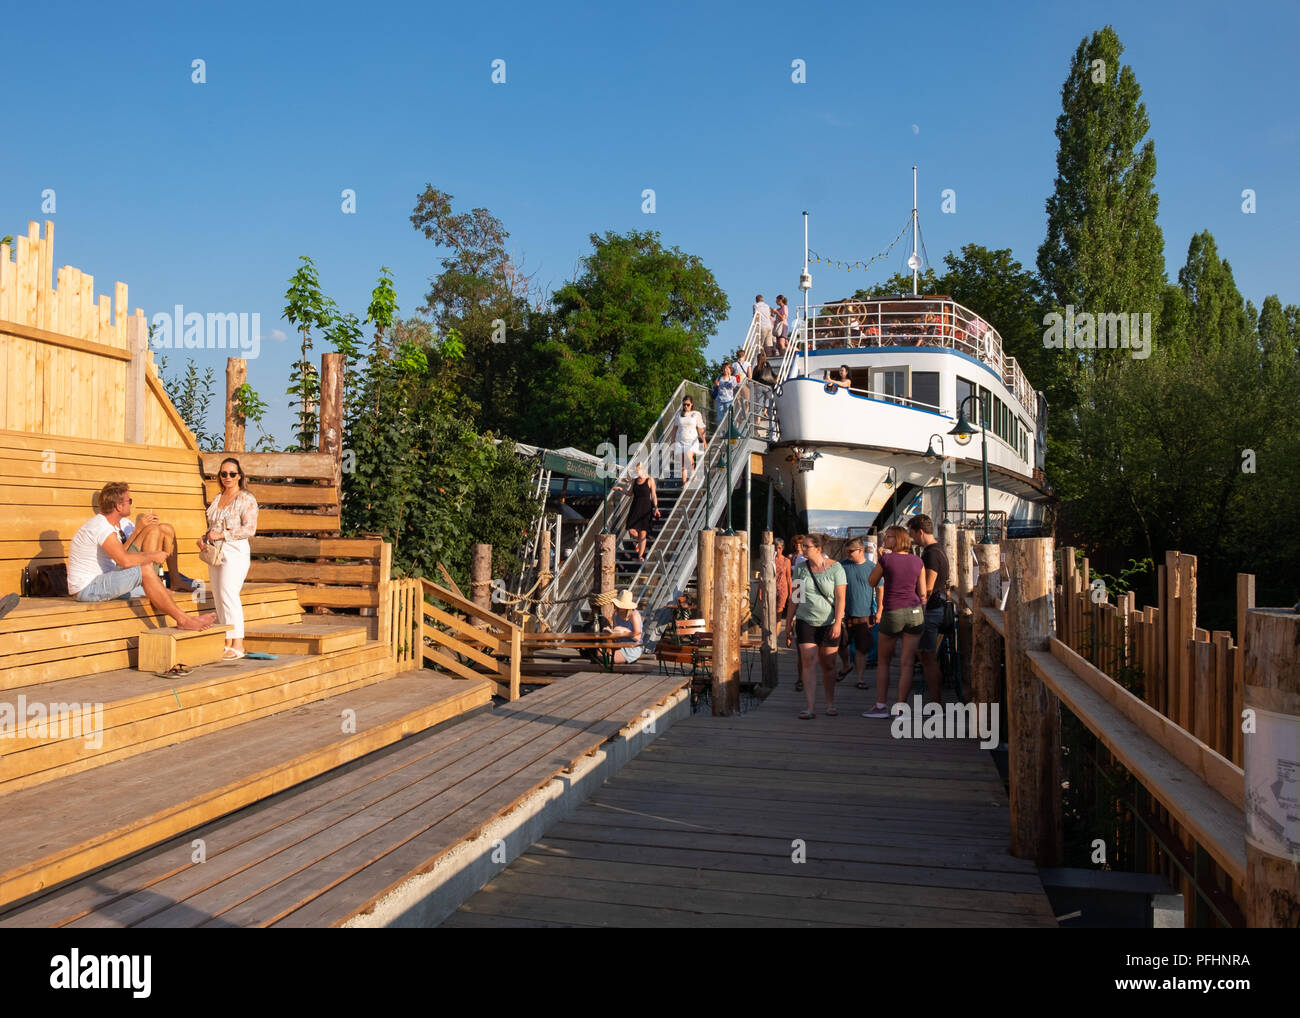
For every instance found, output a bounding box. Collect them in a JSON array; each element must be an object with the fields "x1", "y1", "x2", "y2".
[{"x1": 137, "y1": 625, "x2": 232, "y2": 672}]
